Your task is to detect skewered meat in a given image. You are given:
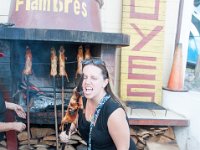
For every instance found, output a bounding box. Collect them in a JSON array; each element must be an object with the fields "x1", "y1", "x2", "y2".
[
  {"x1": 84, "y1": 45, "x2": 91, "y2": 59},
  {"x1": 75, "y1": 45, "x2": 84, "y2": 79},
  {"x1": 59, "y1": 46, "x2": 69, "y2": 81},
  {"x1": 23, "y1": 46, "x2": 32, "y2": 75},
  {"x1": 50, "y1": 47, "x2": 57, "y2": 76},
  {"x1": 60, "y1": 88, "x2": 83, "y2": 130}
]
